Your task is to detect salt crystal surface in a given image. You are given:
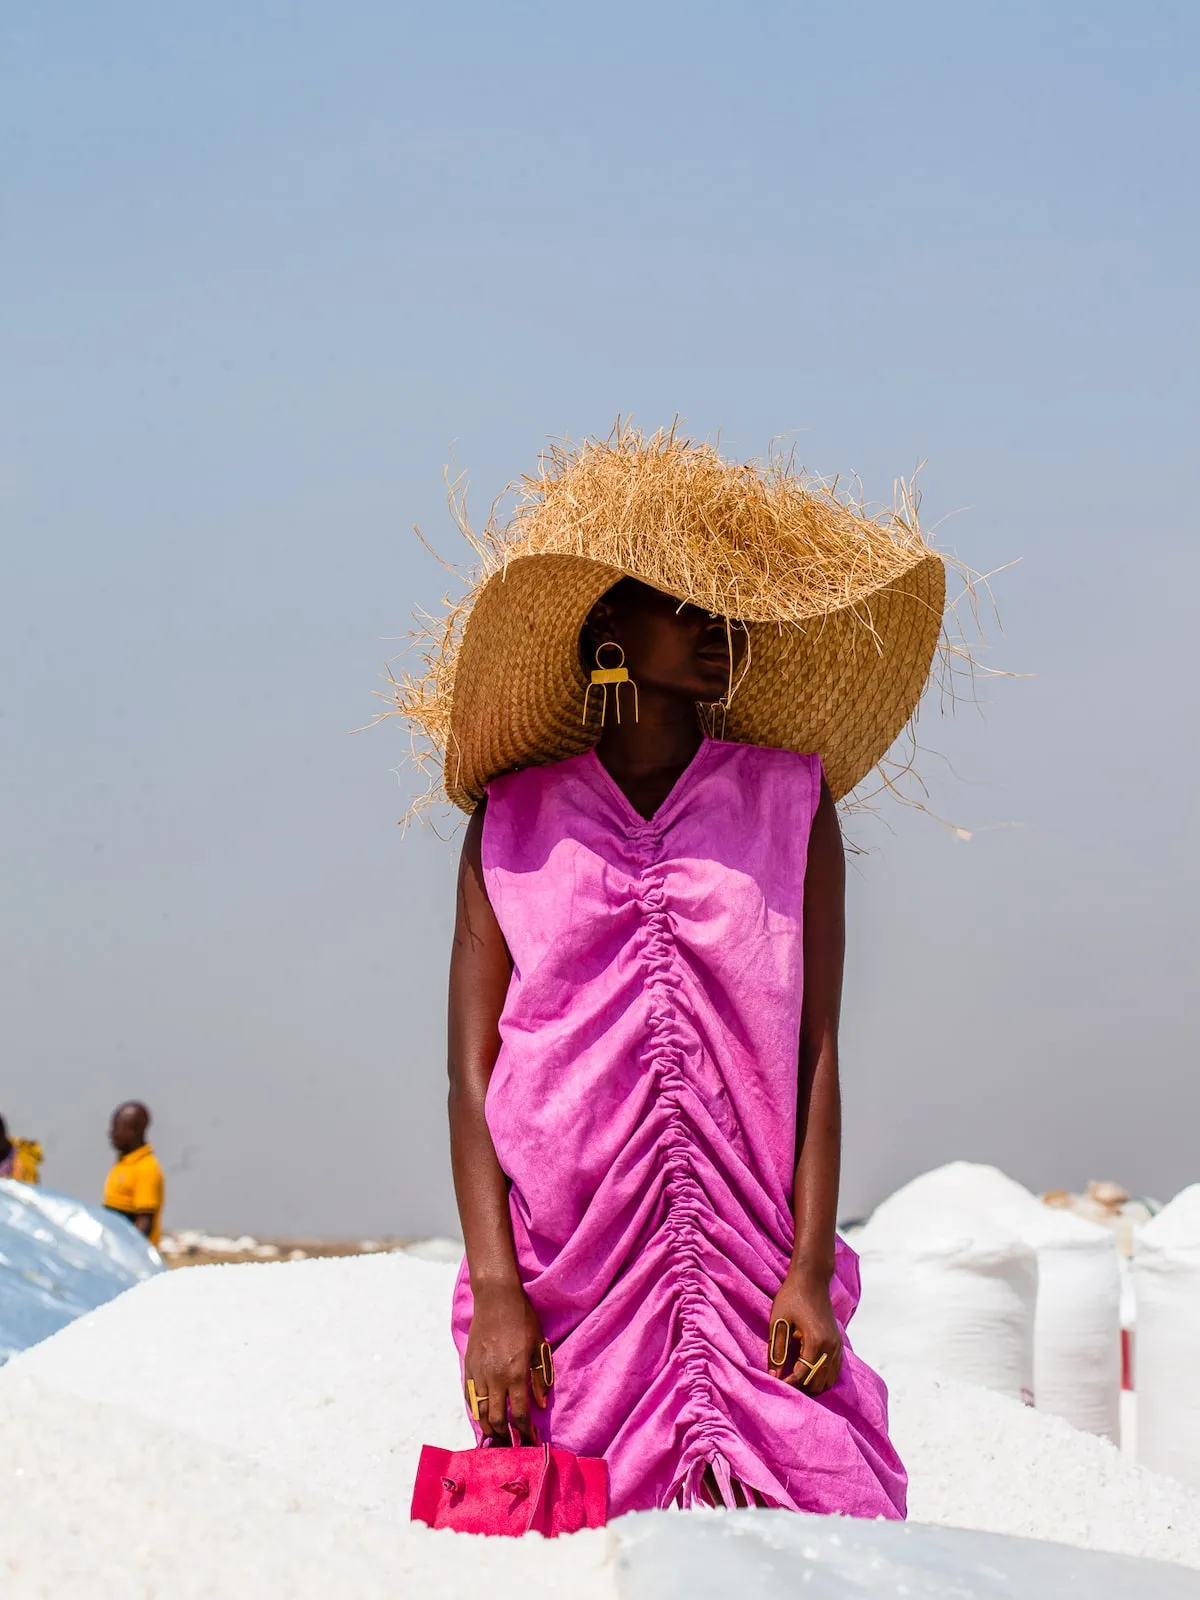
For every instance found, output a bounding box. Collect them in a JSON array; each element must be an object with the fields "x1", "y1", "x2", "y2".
[
  {"x1": 887, "y1": 1369, "x2": 1200, "y2": 1570},
  {"x1": 0, "y1": 1372, "x2": 611, "y2": 1599},
  {"x1": 3, "y1": 1251, "x2": 1197, "y2": 1589},
  {"x1": 13, "y1": 1255, "x2": 471, "y2": 1514}
]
